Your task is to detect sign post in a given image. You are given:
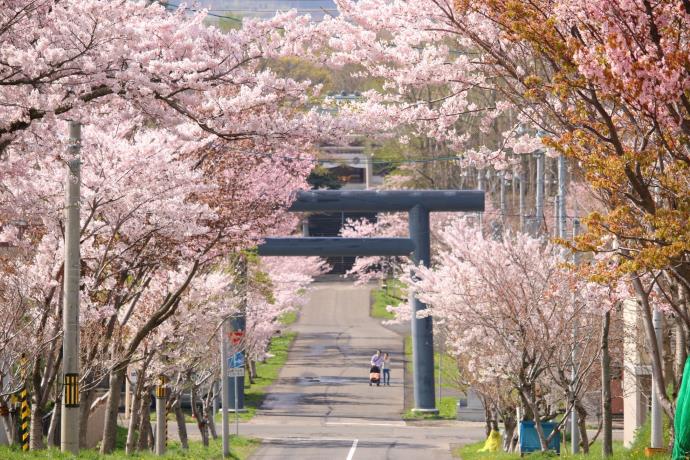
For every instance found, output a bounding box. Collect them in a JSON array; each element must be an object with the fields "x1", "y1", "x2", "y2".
[
  {"x1": 220, "y1": 321, "x2": 230, "y2": 458},
  {"x1": 228, "y1": 351, "x2": 245, "y2": 435}
]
